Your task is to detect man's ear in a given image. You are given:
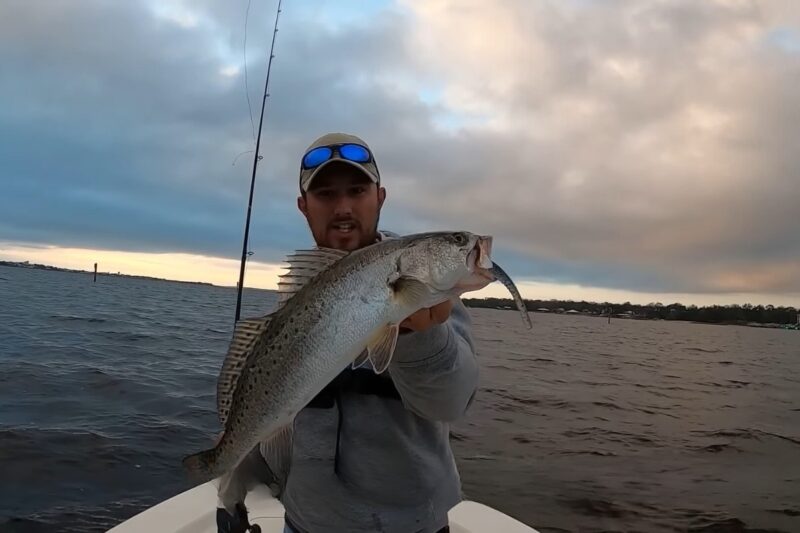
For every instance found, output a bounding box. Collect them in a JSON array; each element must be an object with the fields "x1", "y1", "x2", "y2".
[
  {"x1": 377, "y1": 186, "x2": 386, "y2": 209},
  {"x1": 298, "y1": 194, "x2": 308, "y2": 218}
]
